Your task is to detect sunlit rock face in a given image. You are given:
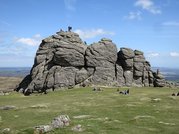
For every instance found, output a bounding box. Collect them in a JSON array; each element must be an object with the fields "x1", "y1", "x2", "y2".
[{"x1": 15, "y1": 30, "x2": 165, "y2": 95}]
